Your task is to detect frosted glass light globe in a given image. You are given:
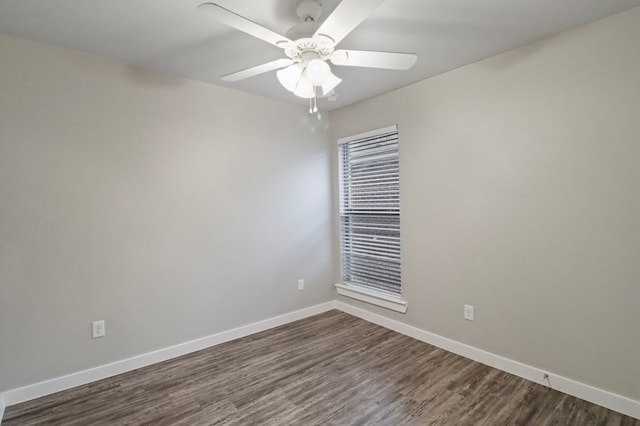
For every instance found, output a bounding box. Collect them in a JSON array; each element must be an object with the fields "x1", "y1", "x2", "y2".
[
  {"x1": 306, "y1": 59, "x2": 330, "y2": 85},
  {"x1": 277, "y1": 64, "x2": 303, "y2": 92},
  {"x1": 293, "y1": 77, "x2": 314, "y2": 98}
]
